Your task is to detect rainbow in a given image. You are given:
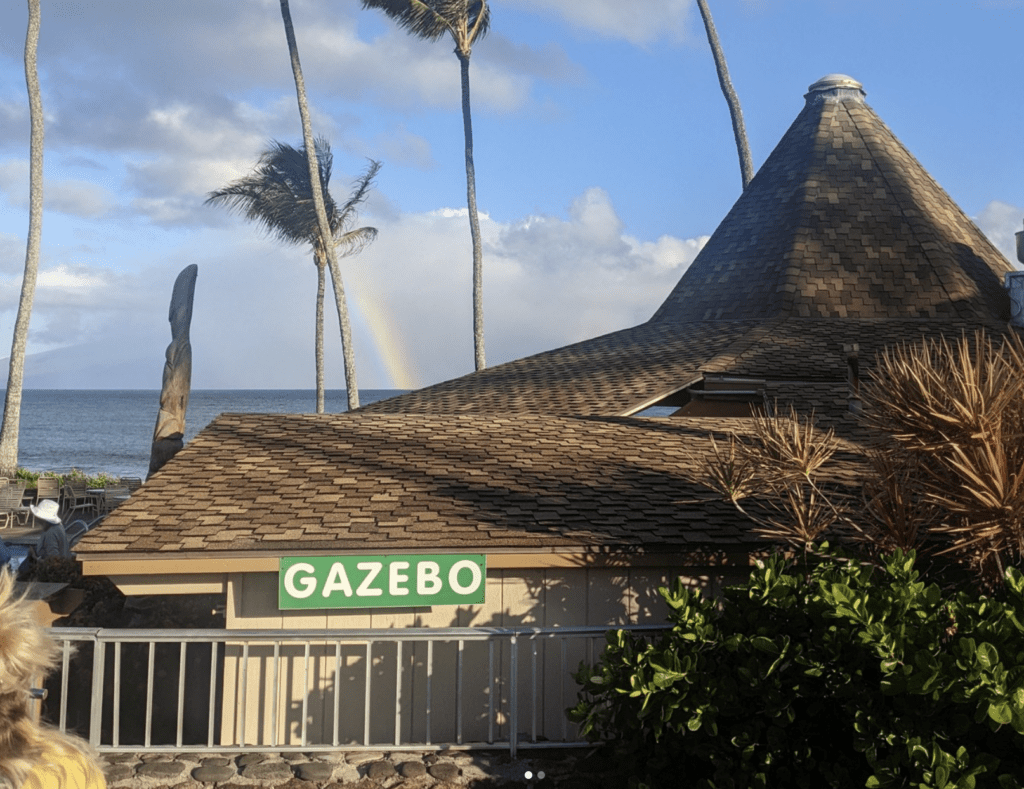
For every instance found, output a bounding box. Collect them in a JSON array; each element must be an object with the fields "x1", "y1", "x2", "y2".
[{"x1": 350, "y1": 274, "x2": 418, "y2": 391}]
